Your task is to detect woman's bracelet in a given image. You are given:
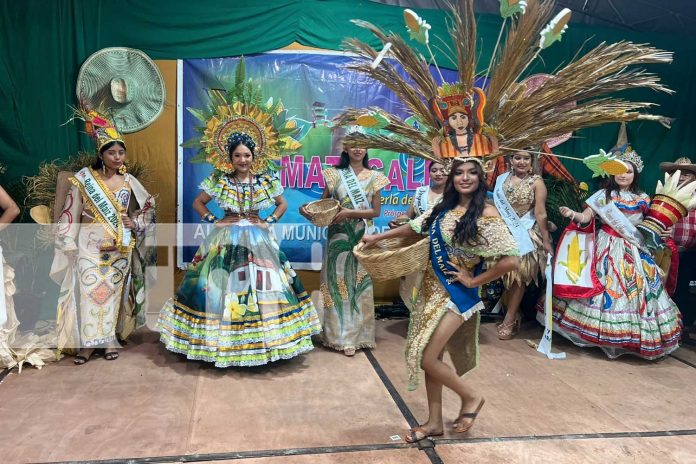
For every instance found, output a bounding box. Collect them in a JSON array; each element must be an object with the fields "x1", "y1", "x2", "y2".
[
  {"x1": 202, "y1": 212, "x2": 217, "y2": 223},
  {"x1": 265, "y1": 213, "x2": 278, "y2": 224}
]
